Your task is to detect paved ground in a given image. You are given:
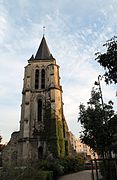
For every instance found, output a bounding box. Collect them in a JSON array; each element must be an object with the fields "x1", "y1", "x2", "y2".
[
  {"x1": 59, "y1": 170, "x2": 102, "y2": 180},
  {"x1": 58, "y1": 170, "x2": 92, "y2": 180}
]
